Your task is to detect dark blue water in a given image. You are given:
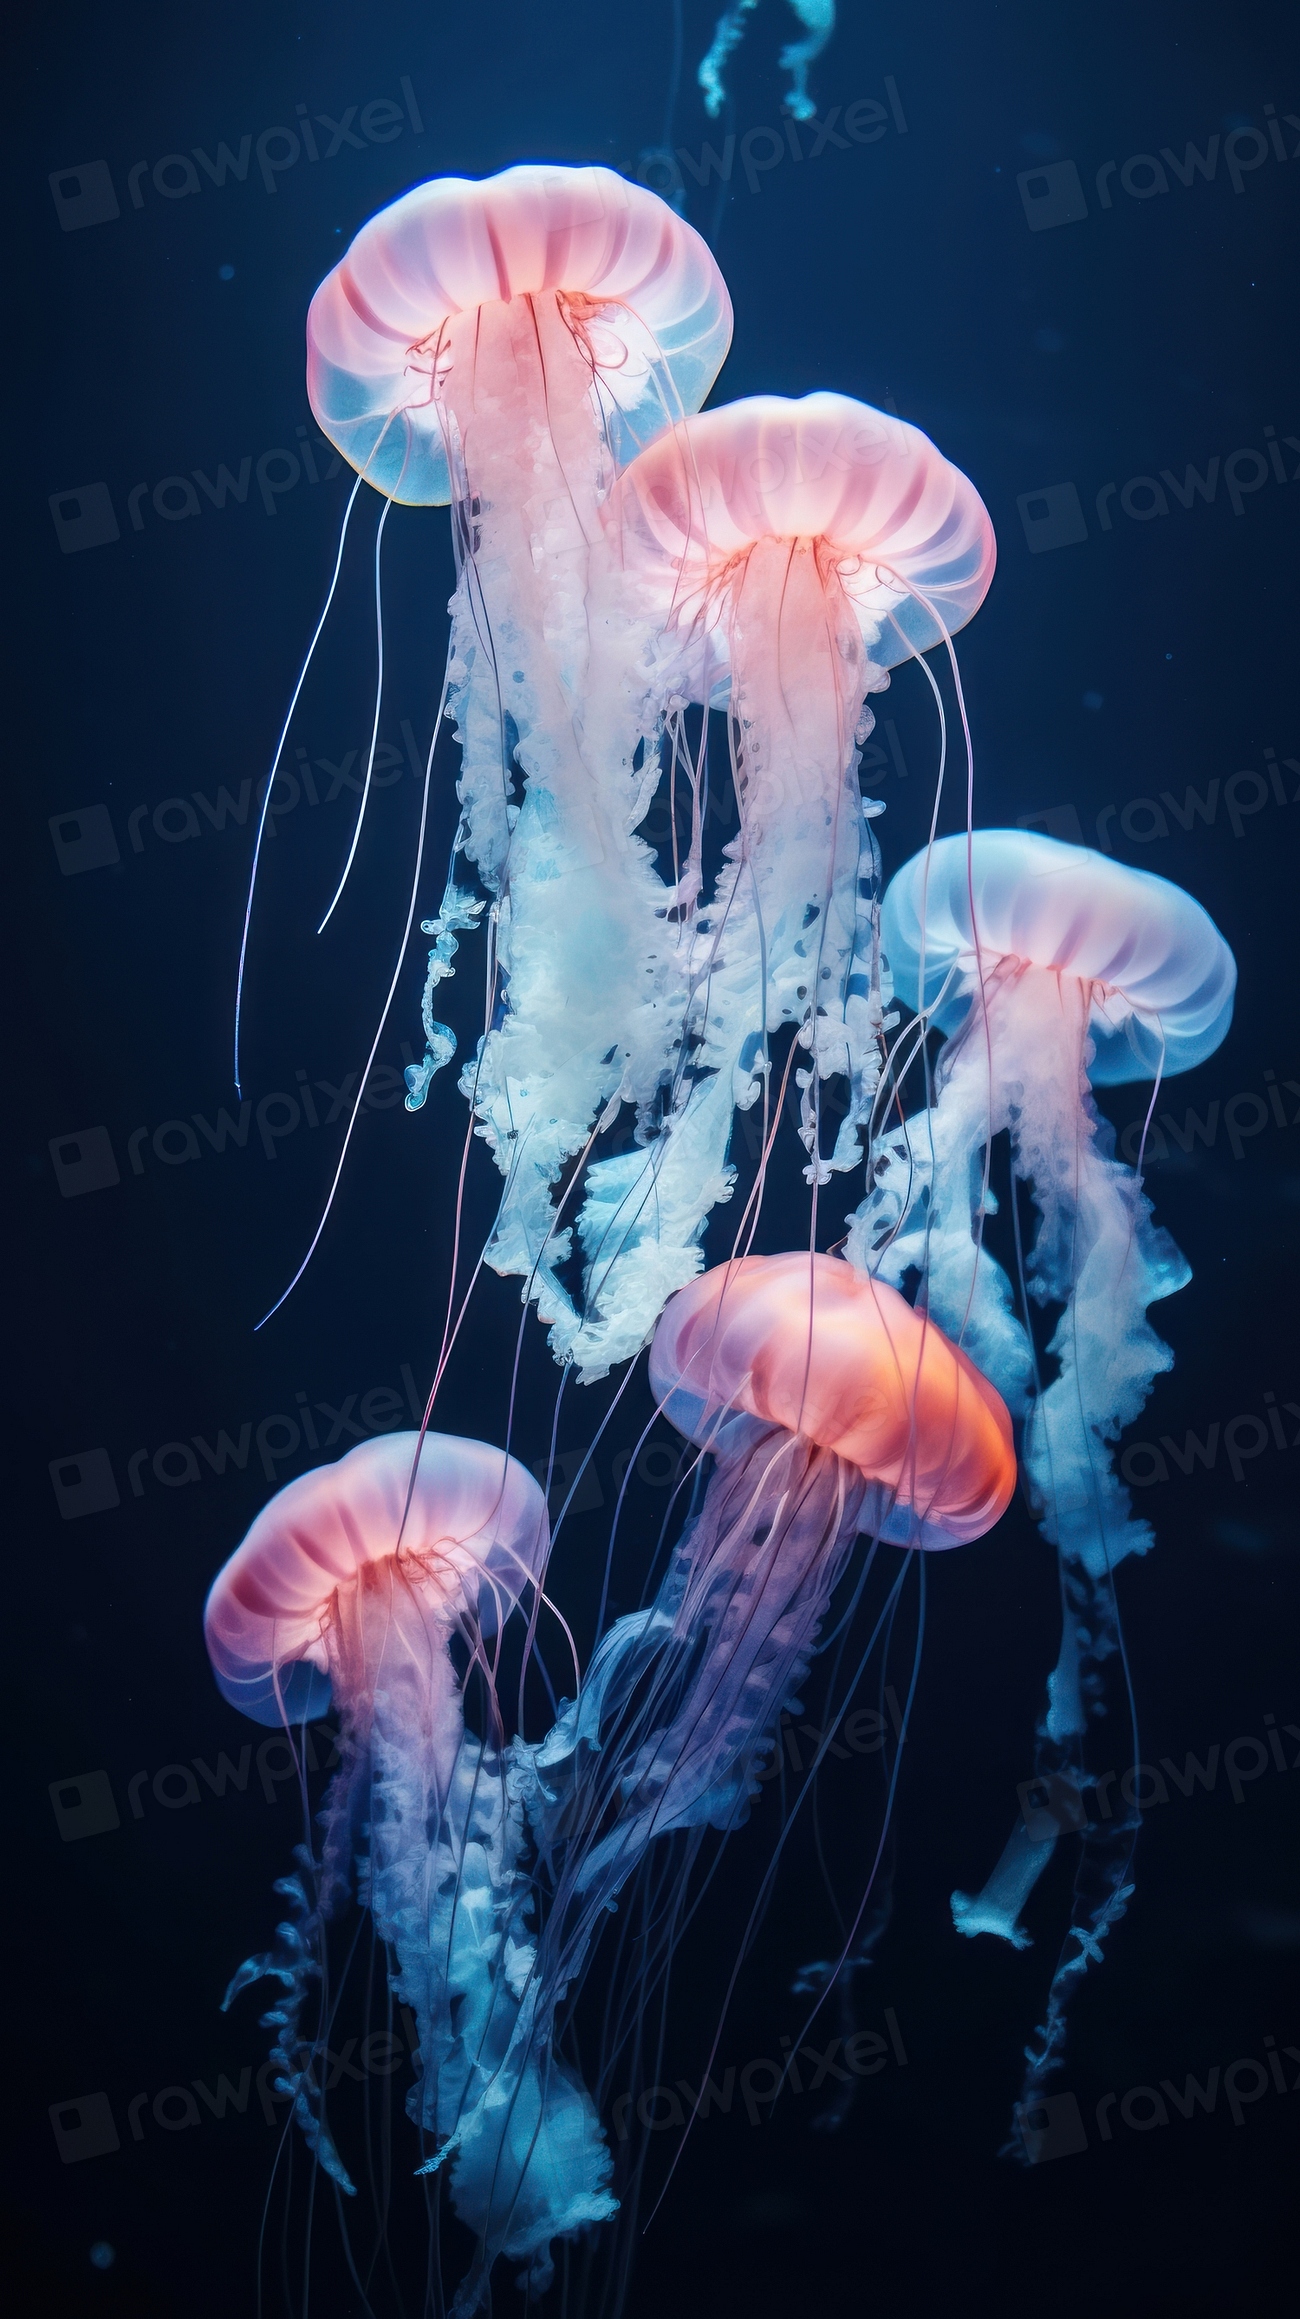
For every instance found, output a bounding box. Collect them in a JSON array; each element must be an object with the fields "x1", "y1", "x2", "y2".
[{"x1": 13, "y1": 2, "x2": 1298, "y2": 2311}]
